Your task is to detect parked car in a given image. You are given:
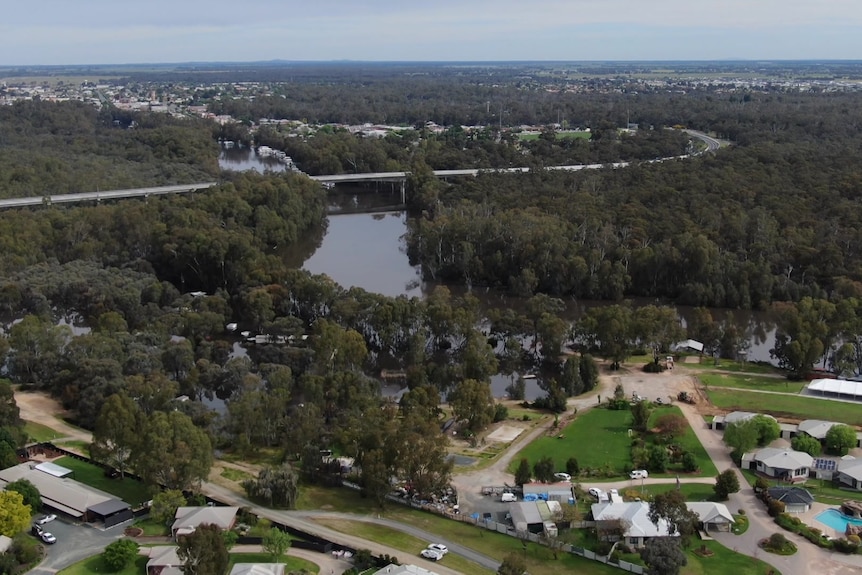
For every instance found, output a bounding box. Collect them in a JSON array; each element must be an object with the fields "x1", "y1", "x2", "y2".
[
  {"x1": 554, "y1": 472, "x2": 572, "y2": 482},
  {"x1": 36, "y1": 514, "x2": 57, "y2": 525},
  {"x1": 420, "y1": 548, "x2": 444, "y2": 561},
  {"x1": 609, "y1": 488, "x2": 619, "y2": 498},
  {"x1": 39, "y1": 532, "x2": 56, "y2": 544},
  {"x1": 426, "y1": 544, "x2": 448, "y2": 555},
  {"x1": 588, "y1": 487, "x2": 605, "y2": 500},
  {"x1": 501, "y1": 492, "x2": 517, "y2": 502},
  {"x1": 630, "y1": 469, "x2": 649, "y2": 480}
]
